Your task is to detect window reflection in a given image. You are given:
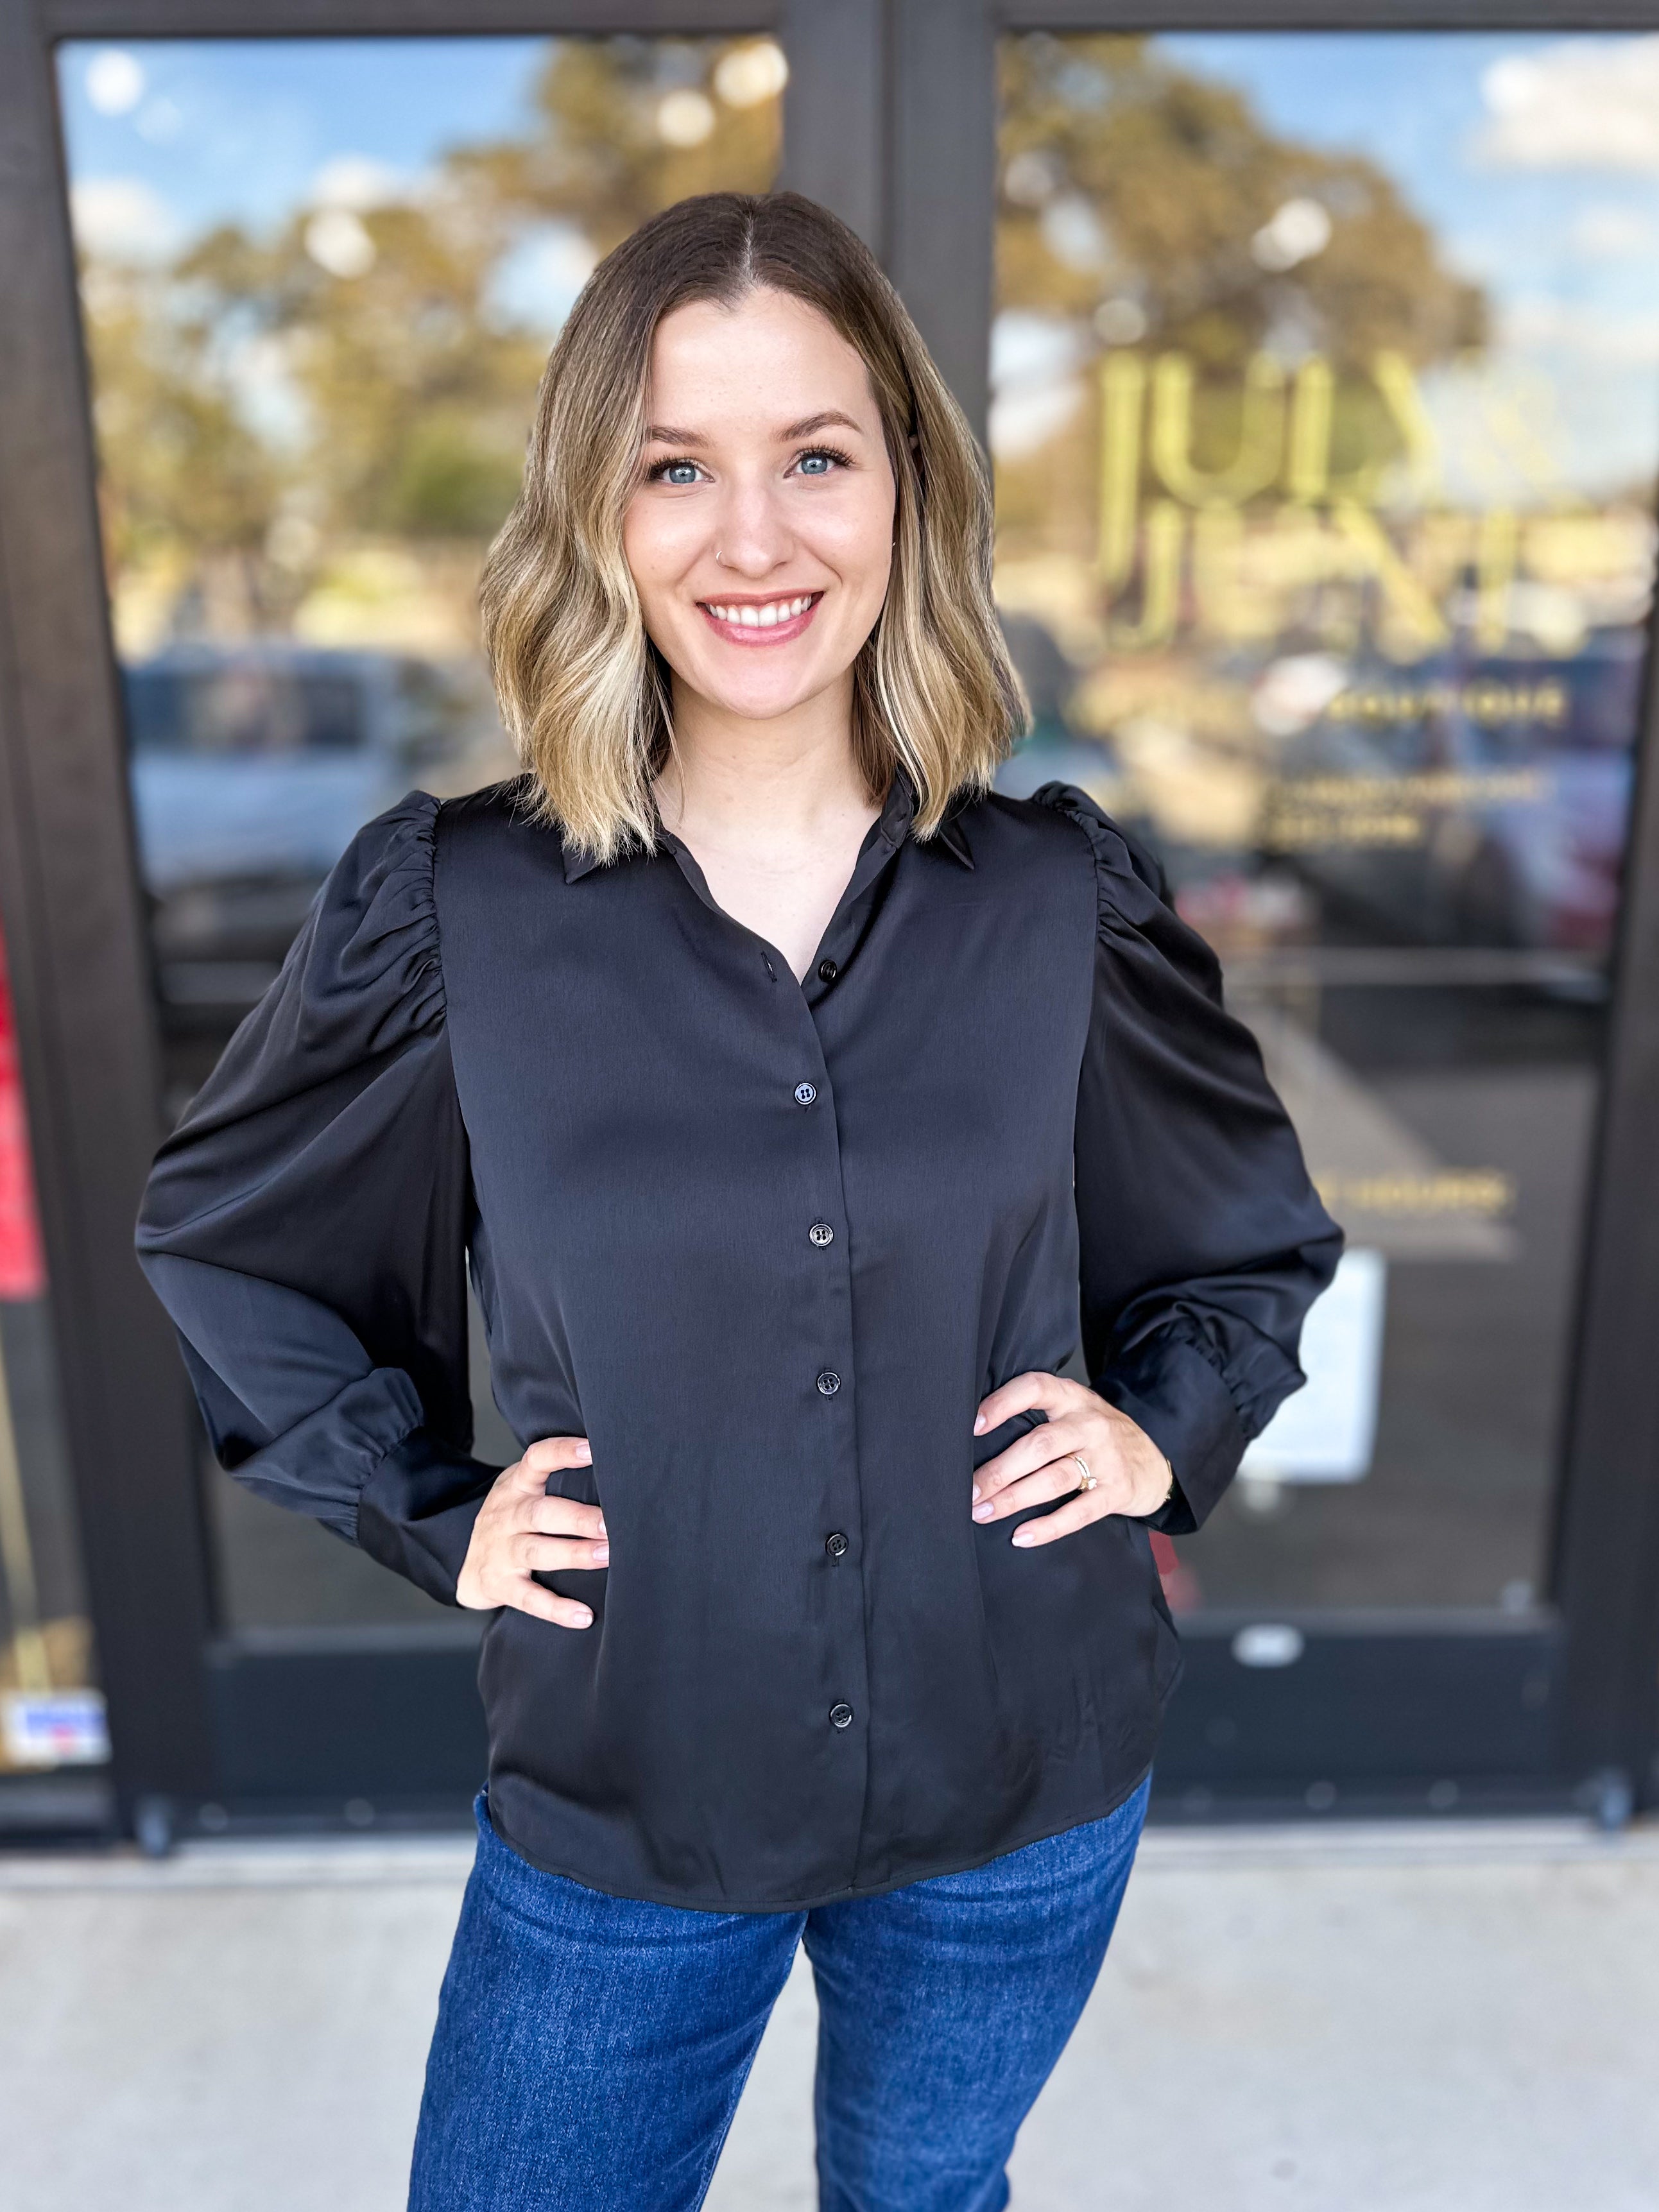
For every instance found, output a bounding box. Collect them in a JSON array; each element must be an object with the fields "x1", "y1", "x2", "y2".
[
  {"x1": 0, "y1": 922, "x2": 105, "y2": 1776},
  {"x1": 995, "y1": 31, "x2": 1659, "y2": 1611},
  {"x1": 59, "y1": 33, "x2": 784, "y2": 1629}
]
